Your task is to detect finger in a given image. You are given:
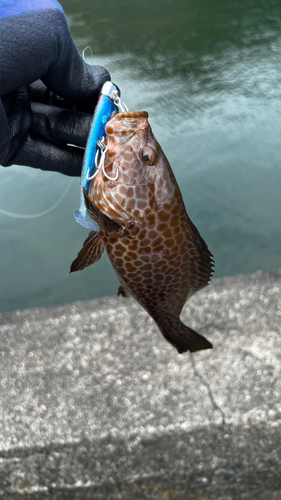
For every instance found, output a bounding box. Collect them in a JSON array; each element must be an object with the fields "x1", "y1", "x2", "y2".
[
  {"x1": 28, "y1": 81, "x2": 72, "y2": 109},
  {"x1": 39, "y1": 12, "x2": 110, "y2": 104},
  {"x1": 29, "y1": 80, "x2": 98, "y2": 114},
  {"x1": 7, "y1": 133, "x2": 84, "y2": 176},
  {"x1": 31, "y1": 102, "x2": 92, "y2": 148},
  {"x1": 28, "y1": 78, "x2": 106, "y2": 115},
  {"x1": 0, "y1": 6, "x2": 110, "y2": 102}
]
